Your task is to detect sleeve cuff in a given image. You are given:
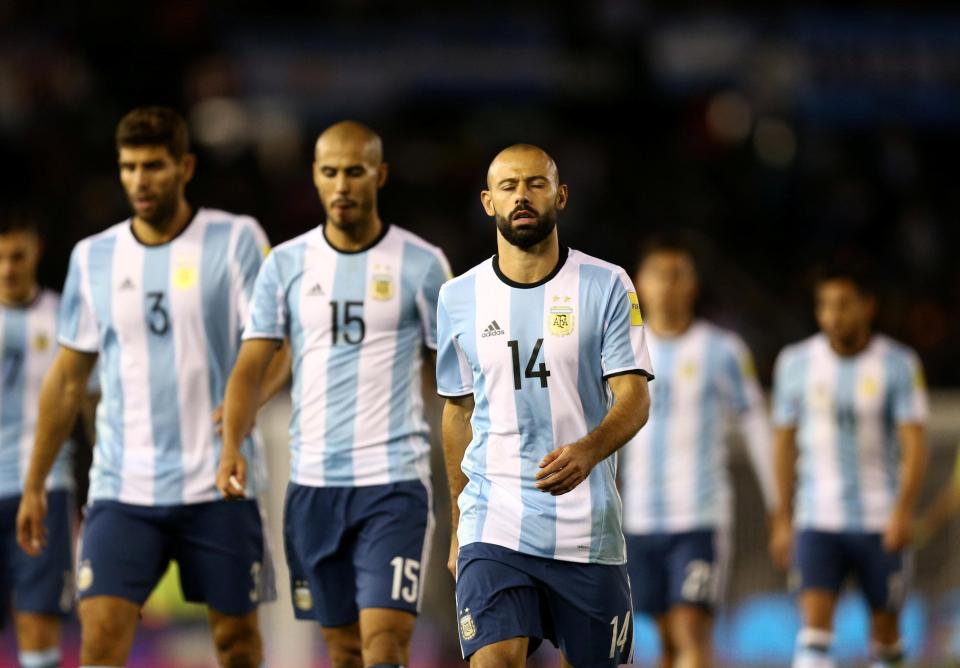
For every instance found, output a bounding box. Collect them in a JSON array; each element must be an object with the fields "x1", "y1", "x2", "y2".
[
  {"x1": 242, "y1": 331, "x2": 285, "y2": 341},
  {"x1": 437, "y1": 389, "x2": 474, "y2": 399},
  {"x1": 603, "y1": 368, "x2": 655, "y2": 381},
  {"x1": 57, "y1": 337, "x2": 98, "y2": 354}
]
